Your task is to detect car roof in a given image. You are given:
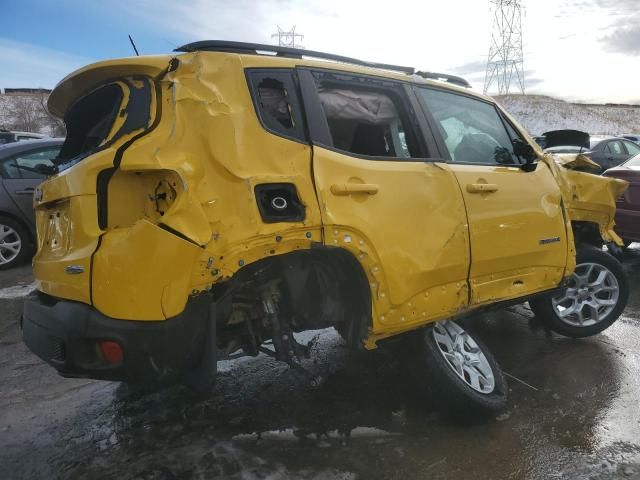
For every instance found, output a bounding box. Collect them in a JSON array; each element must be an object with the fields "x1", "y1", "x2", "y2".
[
  {"x1": 49, "y1": 42, "x2": 489, "y2": 117},
  {"x1": 0, "y1": 138, "x2": 64, "y2": 159}
]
